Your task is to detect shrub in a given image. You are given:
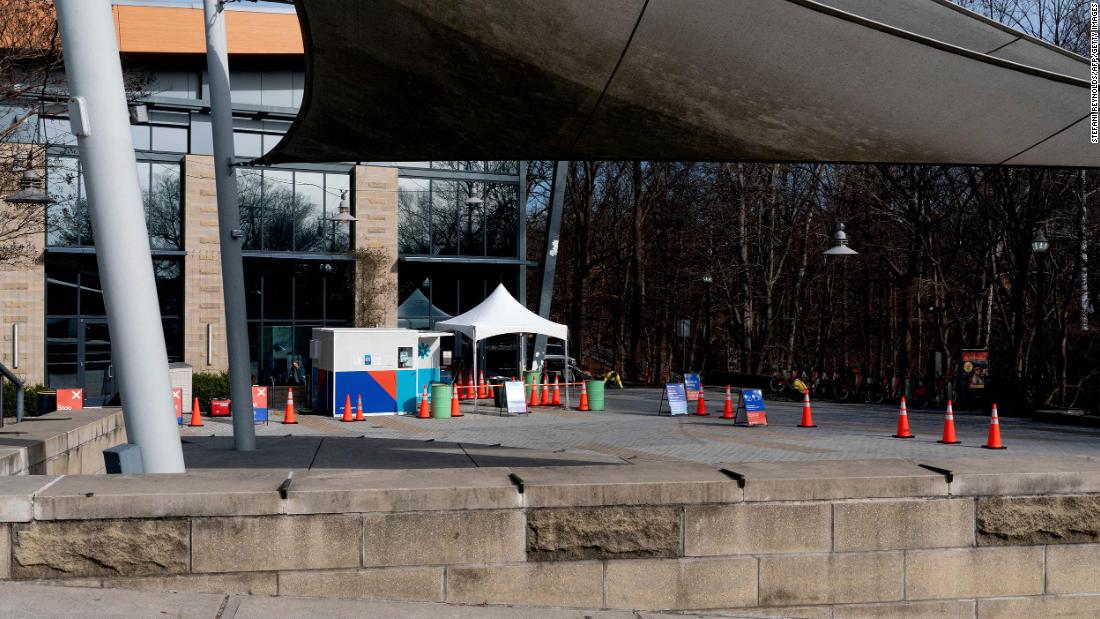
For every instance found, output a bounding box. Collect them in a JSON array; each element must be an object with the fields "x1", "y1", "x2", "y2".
[
  {"x1": 2, "y1": 381, "x2": 44, "y2": 418},
  {"x1": 192, "y1": 371, "x2": 230, "y2": 411}
]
